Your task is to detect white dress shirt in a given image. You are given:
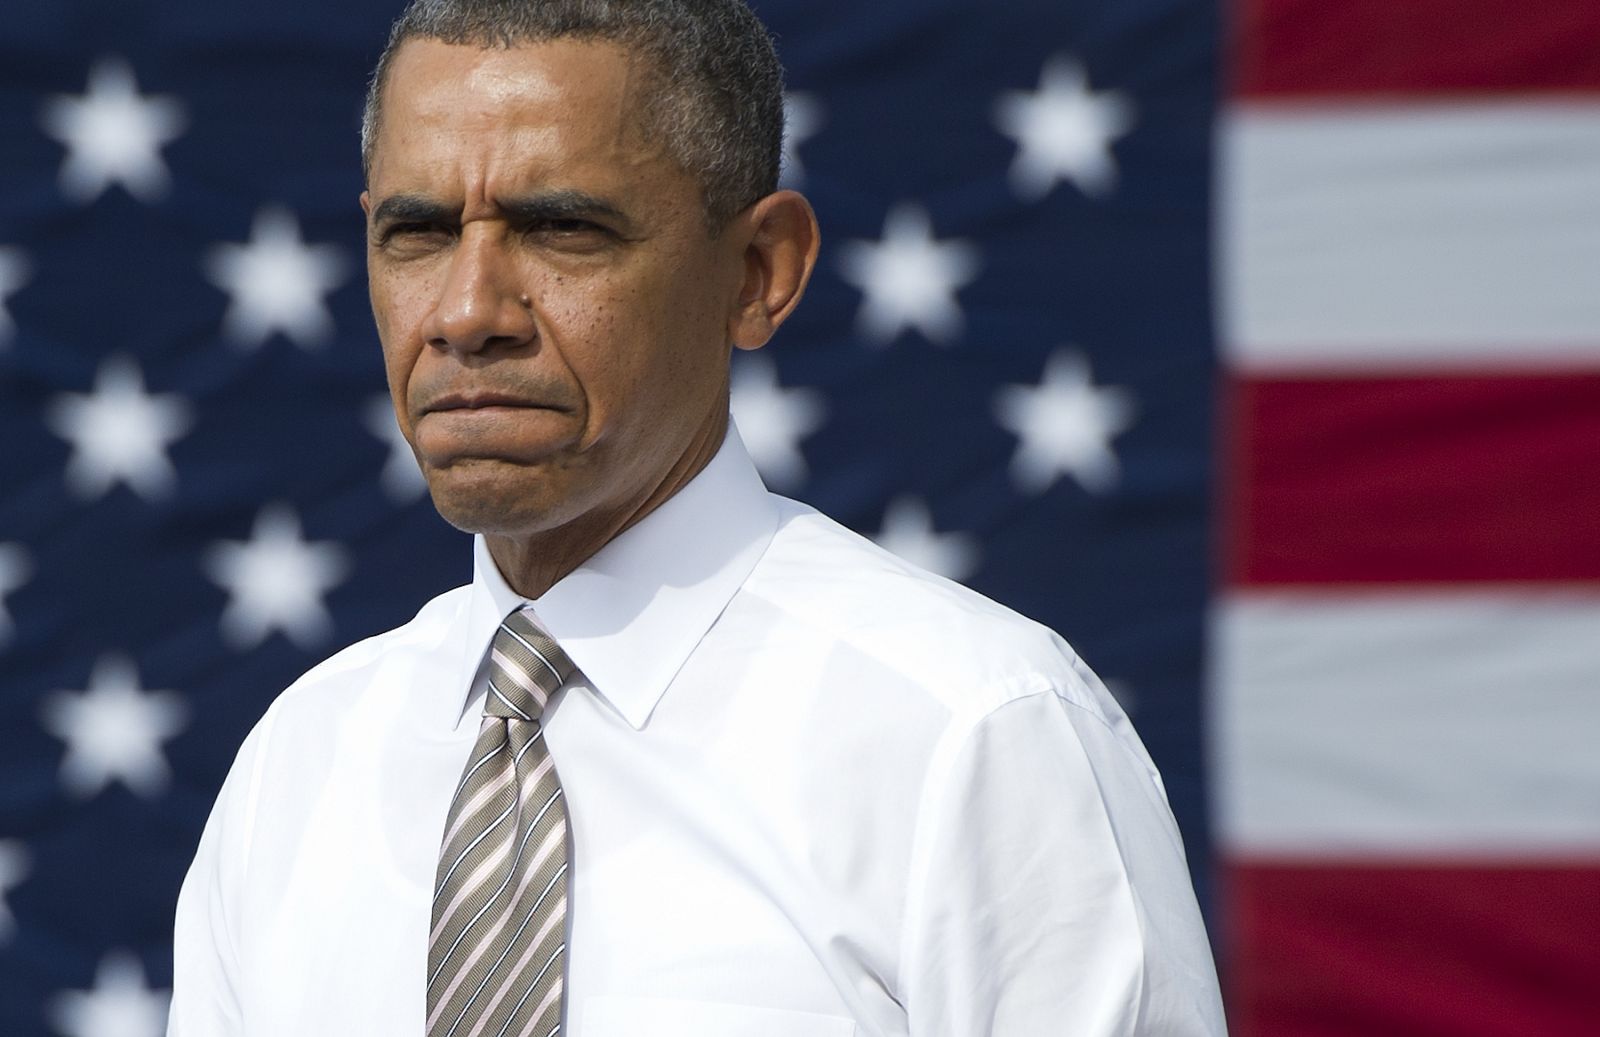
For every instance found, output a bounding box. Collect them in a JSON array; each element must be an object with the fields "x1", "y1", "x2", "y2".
[{"x1": 170, "y1": 427, "x2": 1224, "y2": 1036}]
